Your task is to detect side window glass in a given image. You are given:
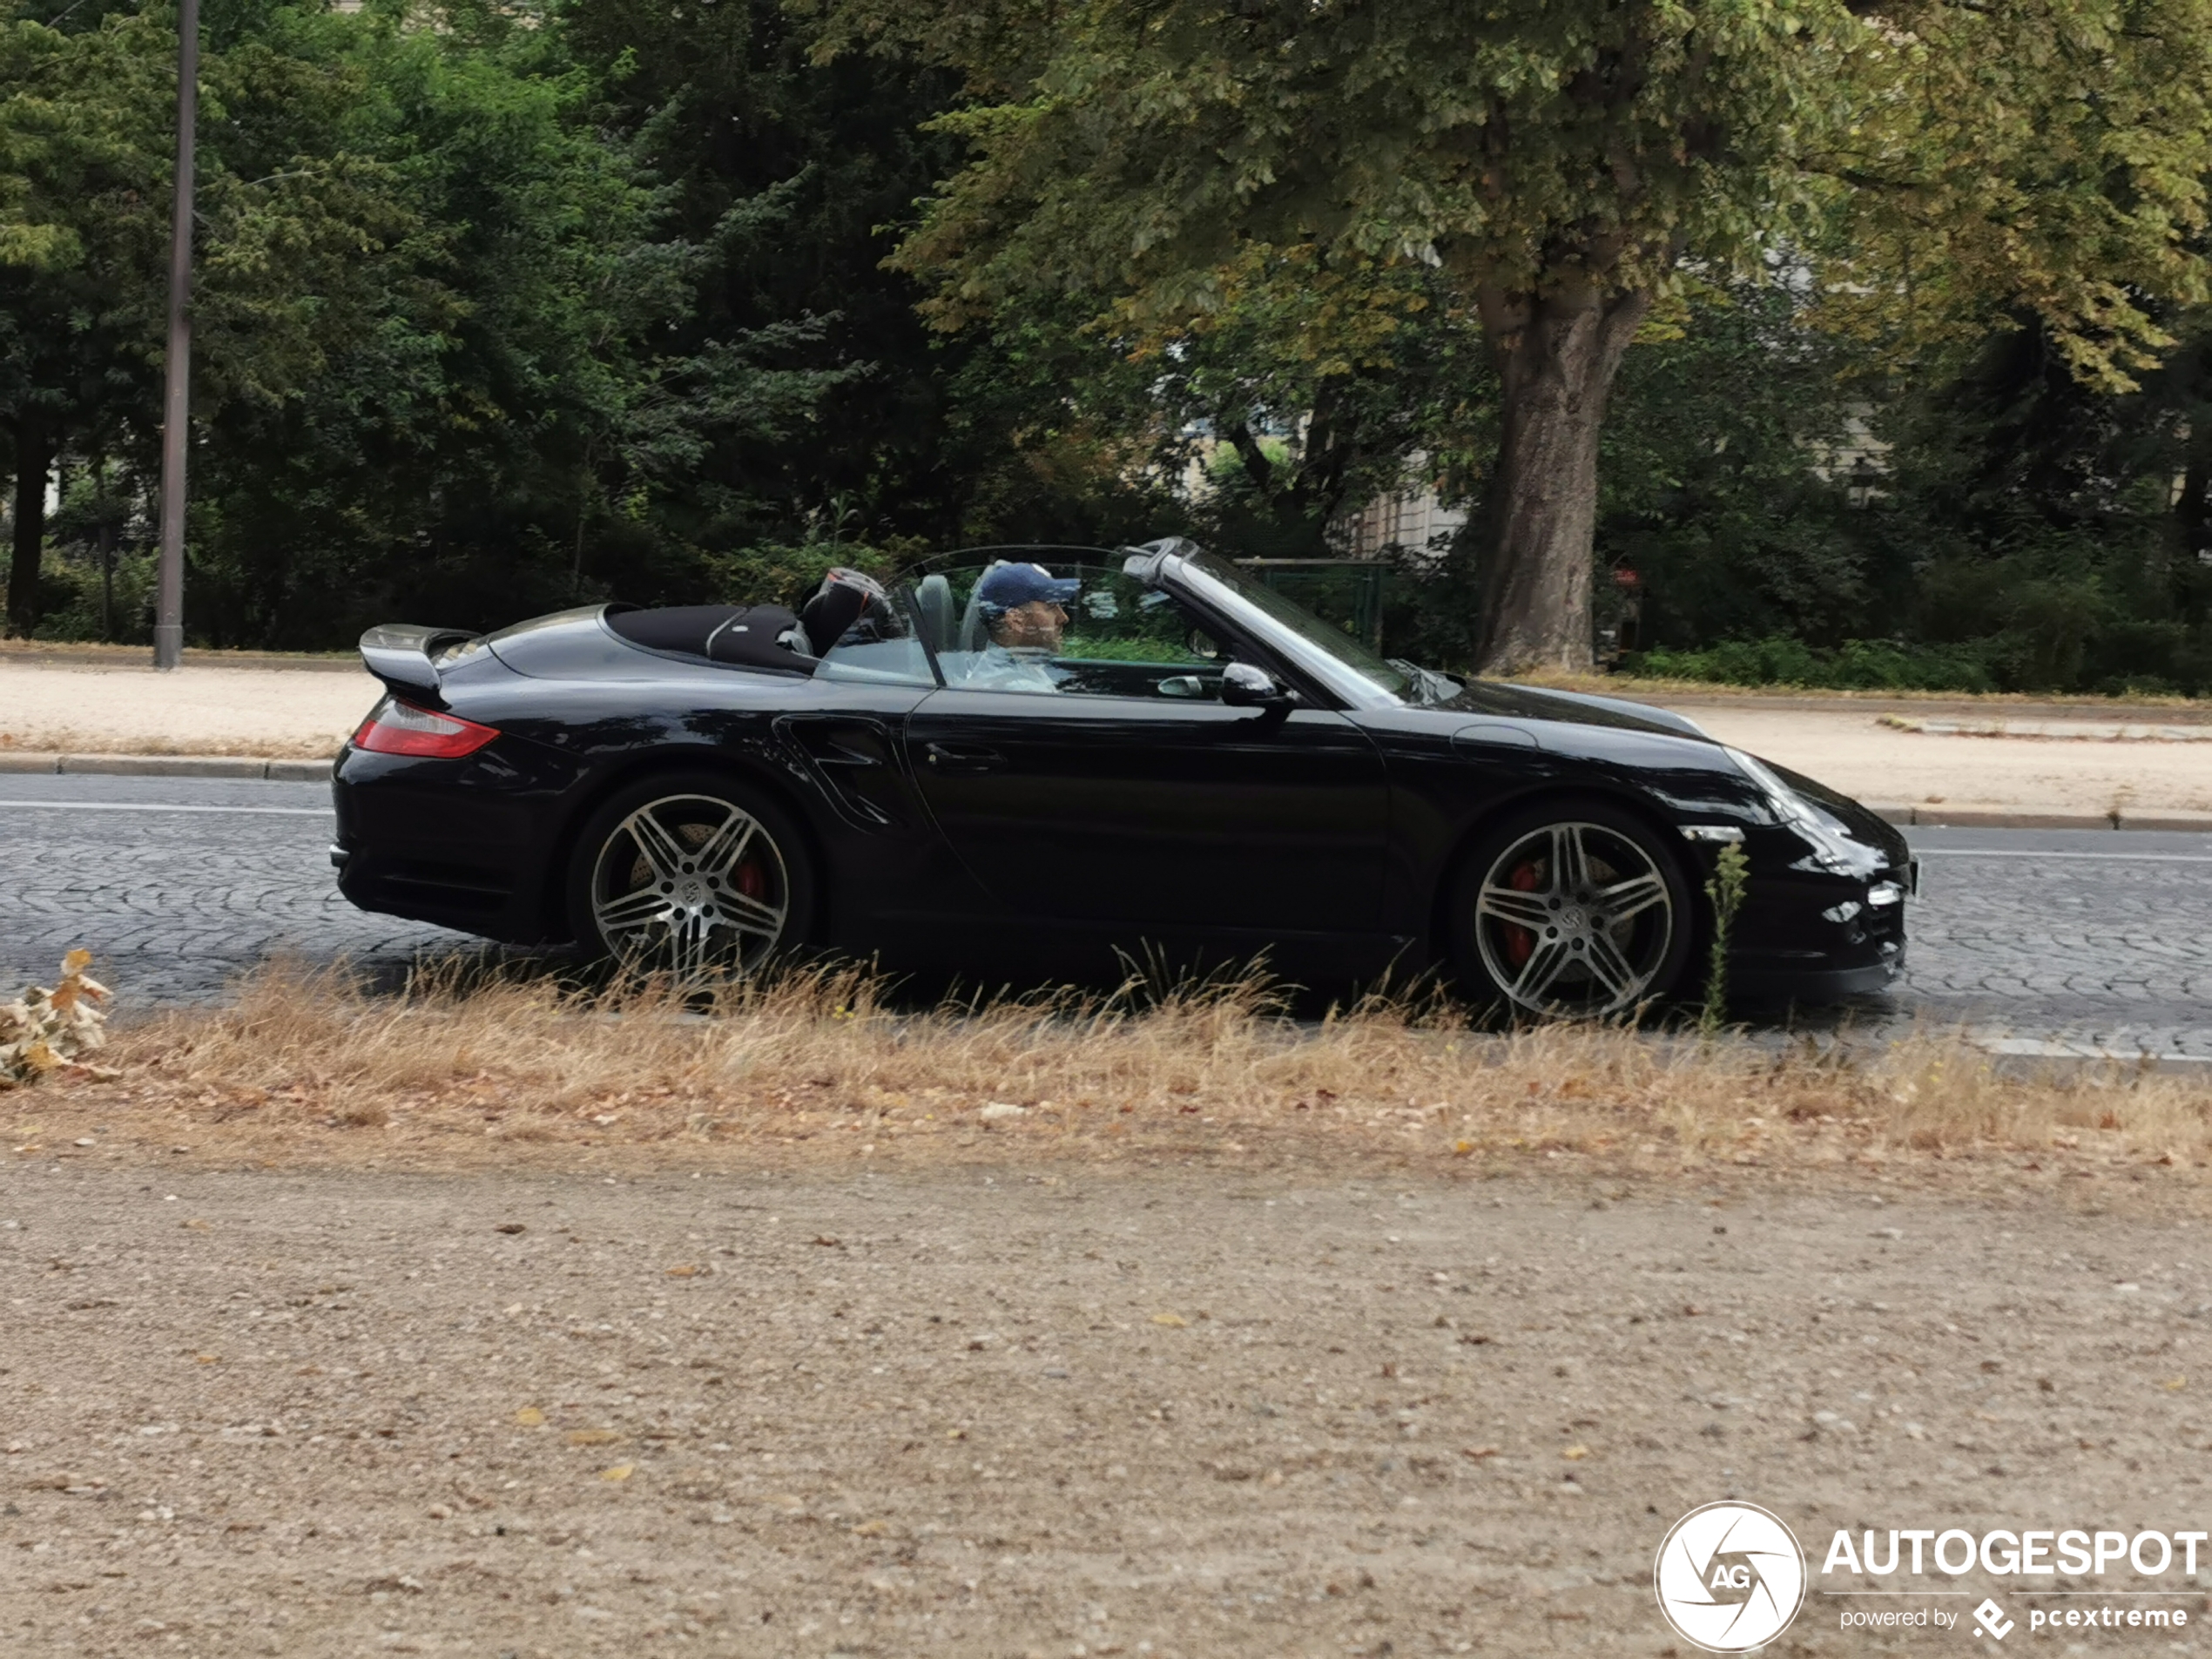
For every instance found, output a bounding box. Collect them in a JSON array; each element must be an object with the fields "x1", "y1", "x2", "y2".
[
  {"x1": 814, "y1": 590, "x2": 937, "y2": 687},
  {"x1": 934, "y1": 561, "x2": 1231, "y2": 700}
]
